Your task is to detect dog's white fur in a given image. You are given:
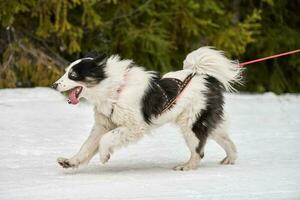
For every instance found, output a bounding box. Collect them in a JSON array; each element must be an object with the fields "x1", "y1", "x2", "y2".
[{"x1": 55, "y1": 47, "x2": 240, "y2": 170}]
